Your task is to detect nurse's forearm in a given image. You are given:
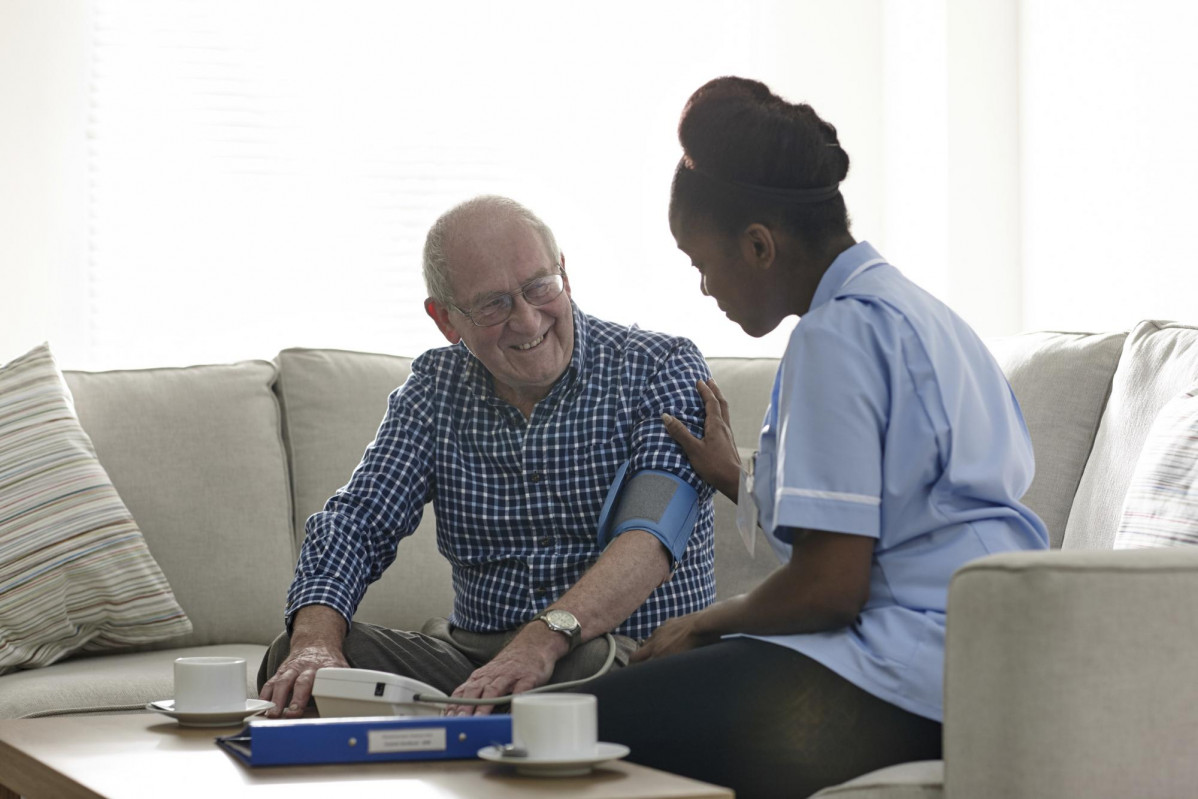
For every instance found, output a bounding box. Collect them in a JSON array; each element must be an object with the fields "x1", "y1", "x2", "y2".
[
  {"x1": 693, "y1": 528, "x2": 874, "y2": 637},
  {"x1": 713, "y1": 461, "x2": 739, "y2": 504}
]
